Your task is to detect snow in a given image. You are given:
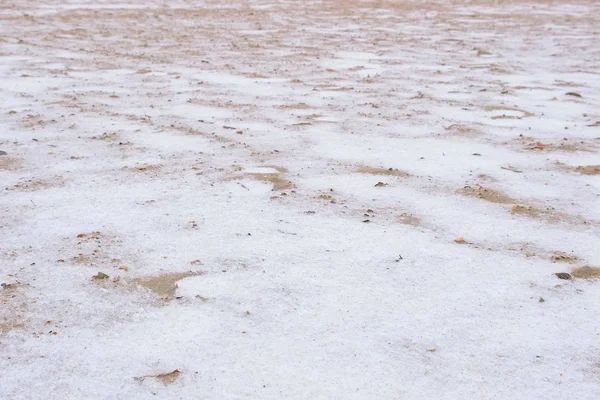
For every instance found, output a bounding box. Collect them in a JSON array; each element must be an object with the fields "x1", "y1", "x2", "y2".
[{"x1": 1, "y1": 0, "x2": 600, "y2": 399}]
